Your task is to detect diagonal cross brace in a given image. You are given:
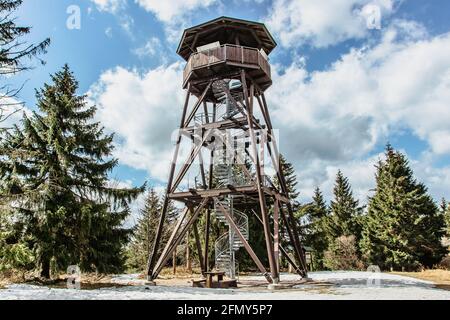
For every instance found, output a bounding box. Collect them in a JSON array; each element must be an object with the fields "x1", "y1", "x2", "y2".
[{"x1": 152, "y1": 198, "x2": 209, "y2": 280}]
